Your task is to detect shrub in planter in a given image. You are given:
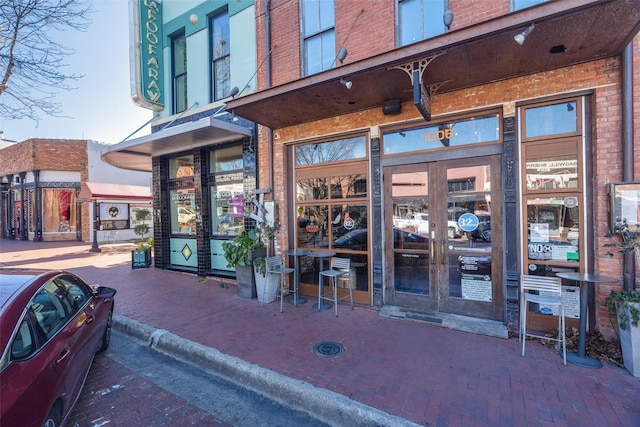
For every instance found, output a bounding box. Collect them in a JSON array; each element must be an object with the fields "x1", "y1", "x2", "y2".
[
  {"x1": 604, "y1": 290, "x2": 640, "y2": 377},
  {"x1": 222, "y1": 230, "x2": 265, "y2": 299},
  {"x1": 132, "y1": 208, "x2": 152, "y2": 269}
]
